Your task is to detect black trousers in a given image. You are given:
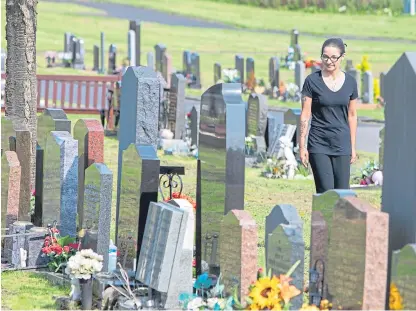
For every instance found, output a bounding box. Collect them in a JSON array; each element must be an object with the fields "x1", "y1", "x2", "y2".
[{"x1": 309, "y1": 153, "x2": 351, "y2": 194}]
